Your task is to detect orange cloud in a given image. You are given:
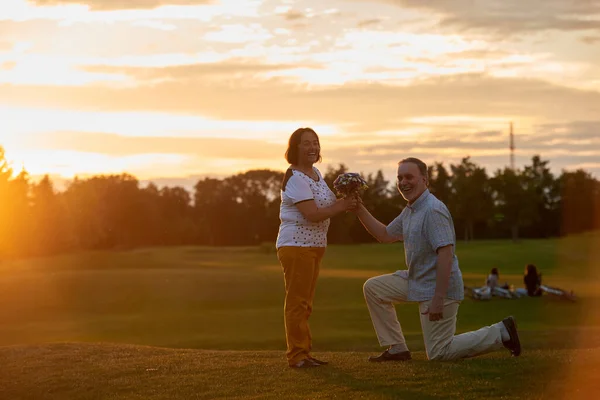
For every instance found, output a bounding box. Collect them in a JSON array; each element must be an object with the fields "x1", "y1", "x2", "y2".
[
  {"x1": 0, "y1": 41, "x2": 13, "y2": 51},
  {"x1": 581, "y1": 36, "x2": 600, "y2": 44},
  {"x1": 0, "y1": 61, "x2": 17, "y2": 71},
  {"x1": 2, "y1": 73, "x2": 599, "y2": 127},
  {"x1": 31, "y1": 0, "x2": 214, "y2": 11},
  {"x1": 380, "y1": 0, "x2": 600, "y2": 34},
  {"x1": 79, "y1": 61, "x2": 303, "y2": 80}
]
